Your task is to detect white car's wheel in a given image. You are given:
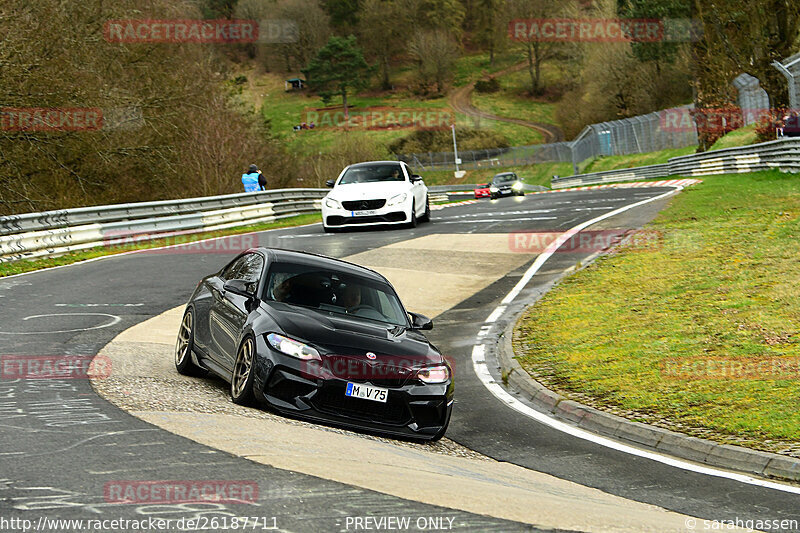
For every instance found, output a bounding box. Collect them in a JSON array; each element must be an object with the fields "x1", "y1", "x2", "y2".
[
  {"x1": 408, "y1": 201, "x2": 417, "y2": 228},
  {"x1": 419, "y1": 195, "x2": 430, "y2": 223}
]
